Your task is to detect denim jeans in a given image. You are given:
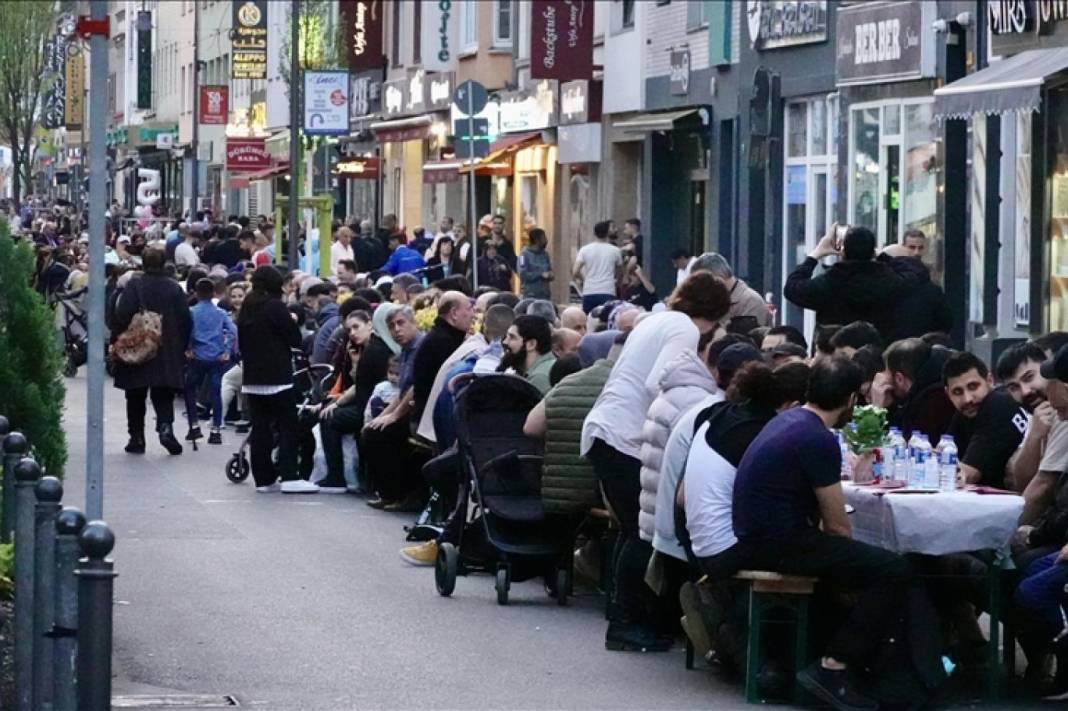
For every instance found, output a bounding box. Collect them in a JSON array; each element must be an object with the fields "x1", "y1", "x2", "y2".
[
  {"x1": 184, "y1": 359, "x2": 228, "y2": 428},
  {"x1": 1015, "y1": 551, "x2": 1068, "y2": 656}
]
